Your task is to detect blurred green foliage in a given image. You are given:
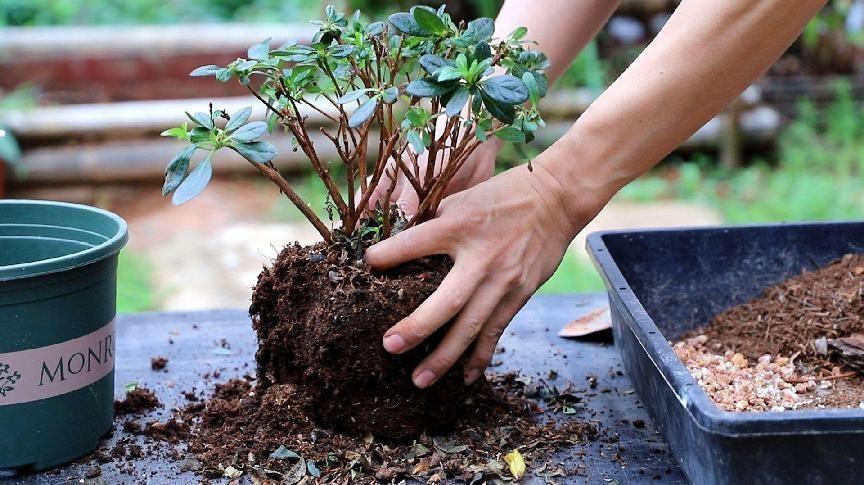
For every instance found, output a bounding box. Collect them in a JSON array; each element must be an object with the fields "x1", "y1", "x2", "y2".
[
  {"x1": 621, "y1": 79, "x2": 864, "y2": 224},
  {"x1": 0, "y1": 86, "x2": 37, "y2": 164},
  {"x1": 0, "y1": 0, "x2": 321, "y2": 26},
  {"x1": 117, "y1": 251, "x2": 155, "y2": 313}
]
